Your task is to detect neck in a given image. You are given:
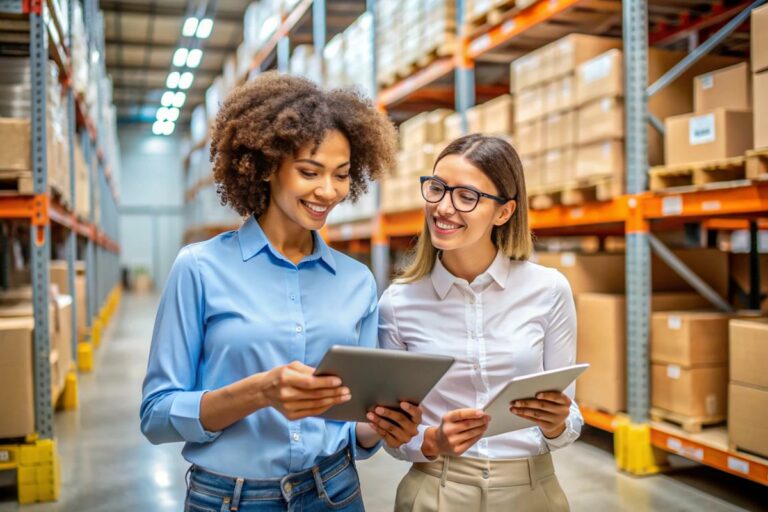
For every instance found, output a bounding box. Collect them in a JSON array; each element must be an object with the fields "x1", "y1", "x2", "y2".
[
  {"x1": 257, "y1": 207, "x2": 314, "y2": 264},
  {"x1": 440, "y1": 239, "x2": 498, "y2": 283}
]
